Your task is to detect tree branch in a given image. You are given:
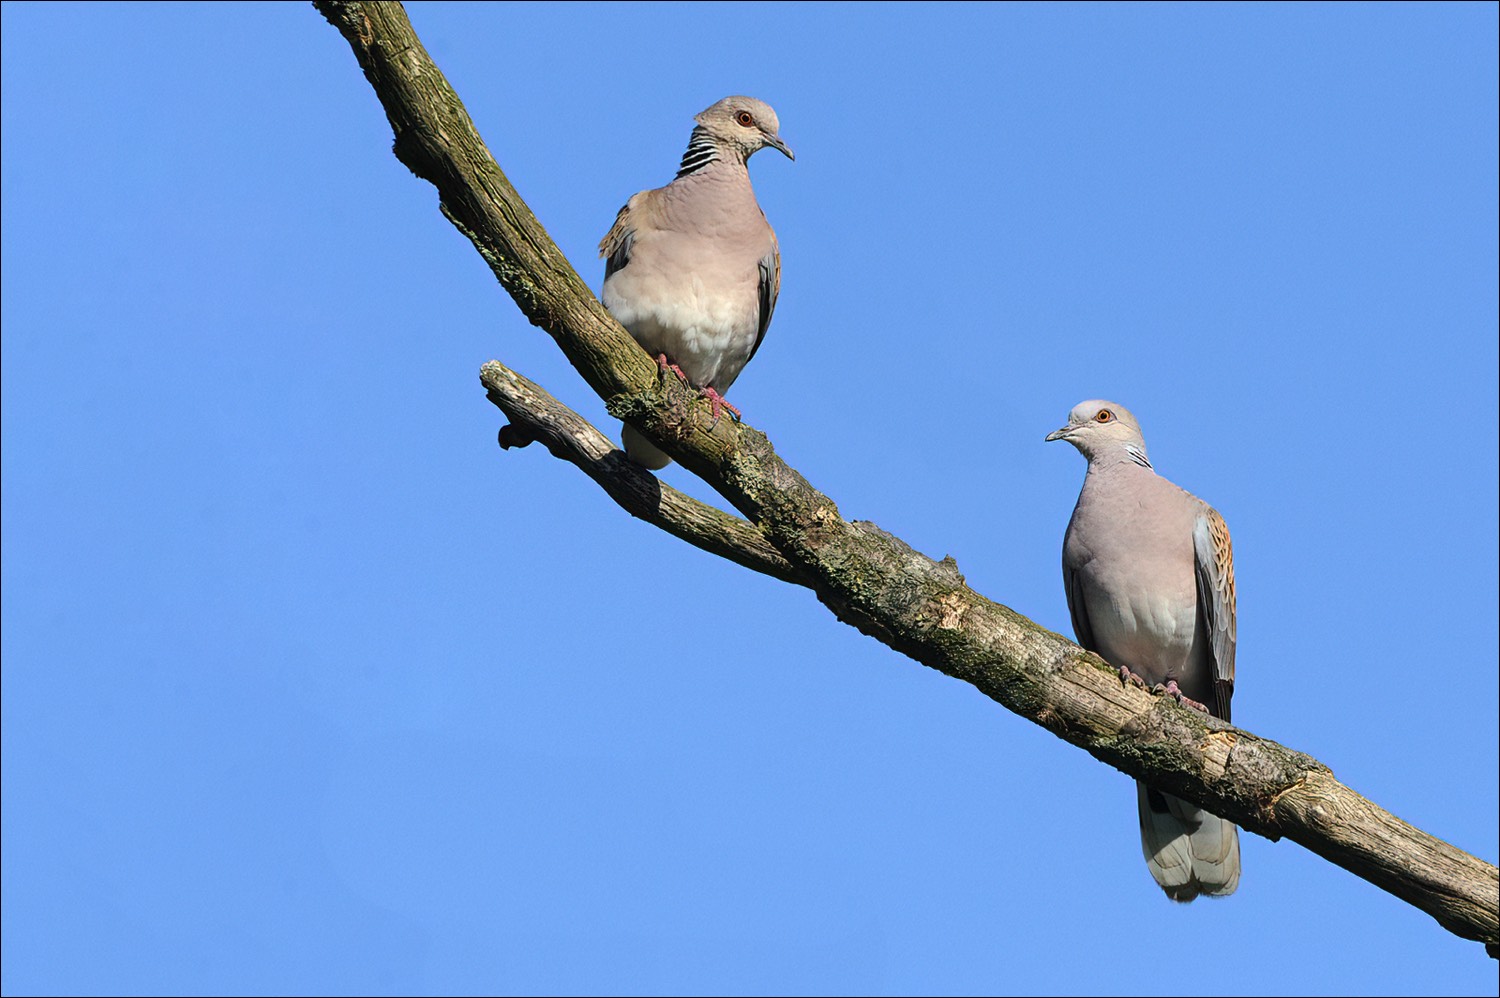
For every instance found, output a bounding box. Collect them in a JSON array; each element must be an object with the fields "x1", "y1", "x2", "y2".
[
  {"x1": 482, "y1": 360, "x2": 808, "y2": 588},
  {"x1": 315, "y1": 0, "x2": 1499, "y2": 957}
]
